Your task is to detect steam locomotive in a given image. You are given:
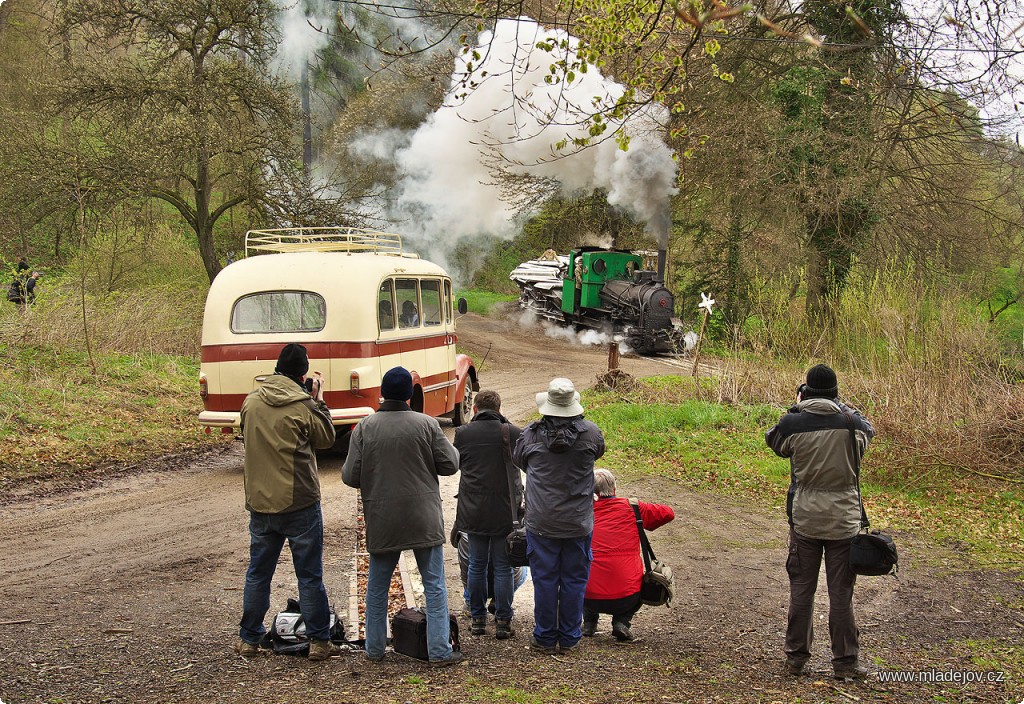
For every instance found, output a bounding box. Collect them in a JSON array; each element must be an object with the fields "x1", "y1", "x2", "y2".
[{"x1": 509, "y1": 247, "x2": 683, "y2": 355}]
